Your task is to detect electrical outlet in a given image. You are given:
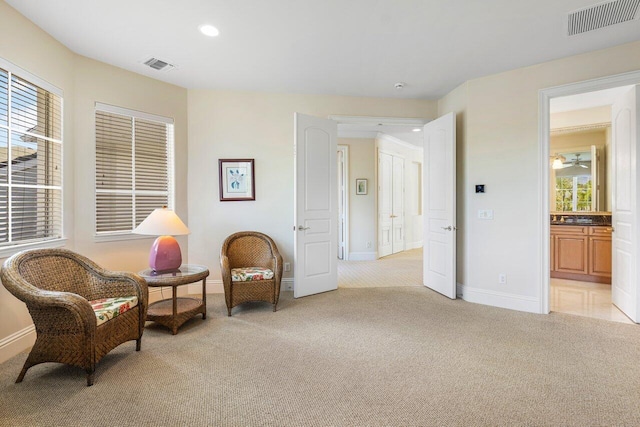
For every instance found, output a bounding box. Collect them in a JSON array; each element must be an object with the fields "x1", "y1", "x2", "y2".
[
  {"x1": 498, "y1": 273, "x2": 507, "y2": 284},
  {"x1": 366, "y1": 241, "x2": 372, "y2": 249},
  {"x1": 284, "y1": 262, "x2": 291, "y2": 272}
]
